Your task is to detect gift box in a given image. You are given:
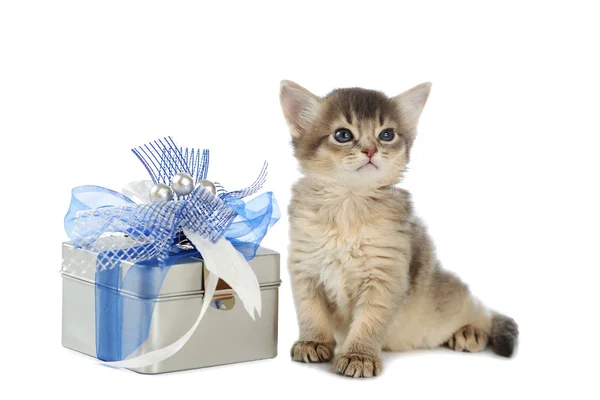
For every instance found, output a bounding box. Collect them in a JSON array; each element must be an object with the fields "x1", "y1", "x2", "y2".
[
  {"x1": 61, "y1": 237, "x2": 280, "y2": 374},
  {"x1": 61, "y1": 137, "x2": 280, "y2": 374}
]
